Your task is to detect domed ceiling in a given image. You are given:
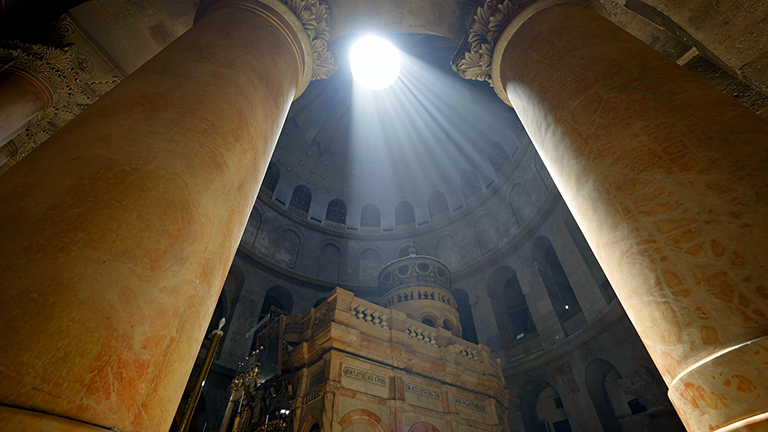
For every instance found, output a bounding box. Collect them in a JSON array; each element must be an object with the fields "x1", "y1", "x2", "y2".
[{"x1": 261, "y1": 33, "x2": 527, "y2": 233}]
